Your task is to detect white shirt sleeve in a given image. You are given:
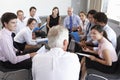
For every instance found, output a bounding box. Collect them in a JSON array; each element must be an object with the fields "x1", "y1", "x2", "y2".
[
  {"x1": 1, "y1": 35, "x2": 30, "y2": 64},
  {"x1": 23, "y1": 30, "x2": 37, "y2": 45},
  {"x1": 36, "y1": 16, "x2": 41, "y2": 24}
]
